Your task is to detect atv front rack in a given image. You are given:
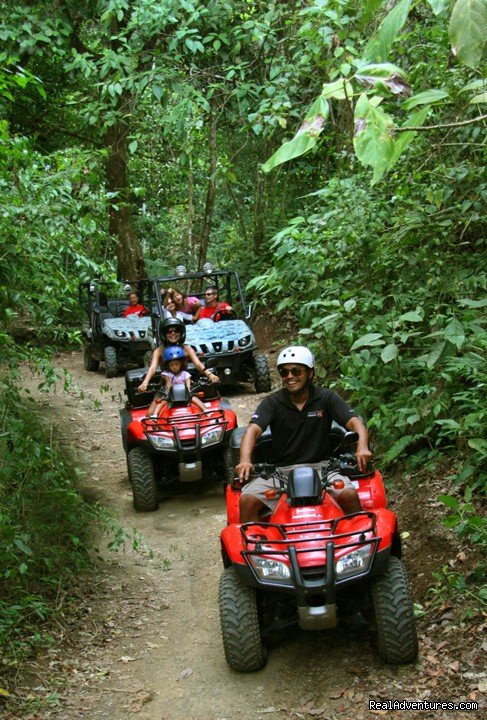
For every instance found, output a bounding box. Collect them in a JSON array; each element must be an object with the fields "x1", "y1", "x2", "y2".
[
  {"x1": 142, "y1": 410, "x2": 228, "y2": 455},
  {"x1": 240, "y1": 513, "x2": 381, "y2": 595}
]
